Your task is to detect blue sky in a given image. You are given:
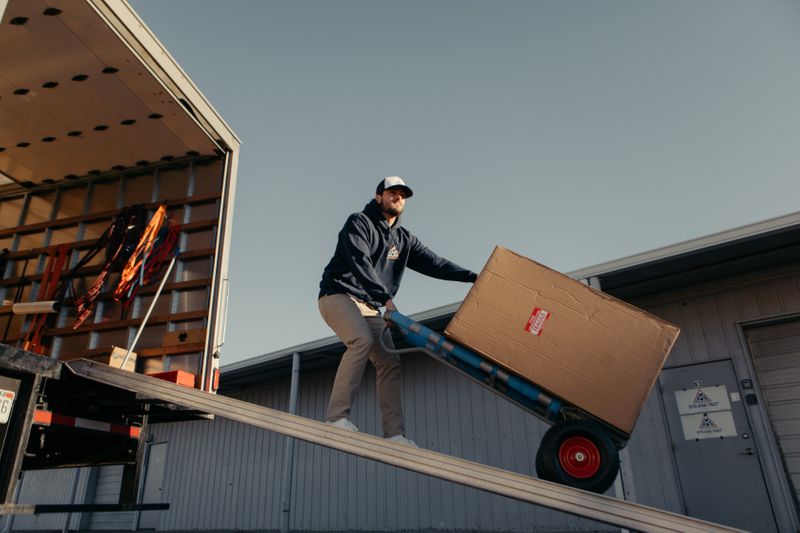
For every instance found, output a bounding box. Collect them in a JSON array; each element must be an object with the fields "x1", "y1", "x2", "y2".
[{"x1": 130, "y1": 0, "x2": 800, "y2": 363}]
